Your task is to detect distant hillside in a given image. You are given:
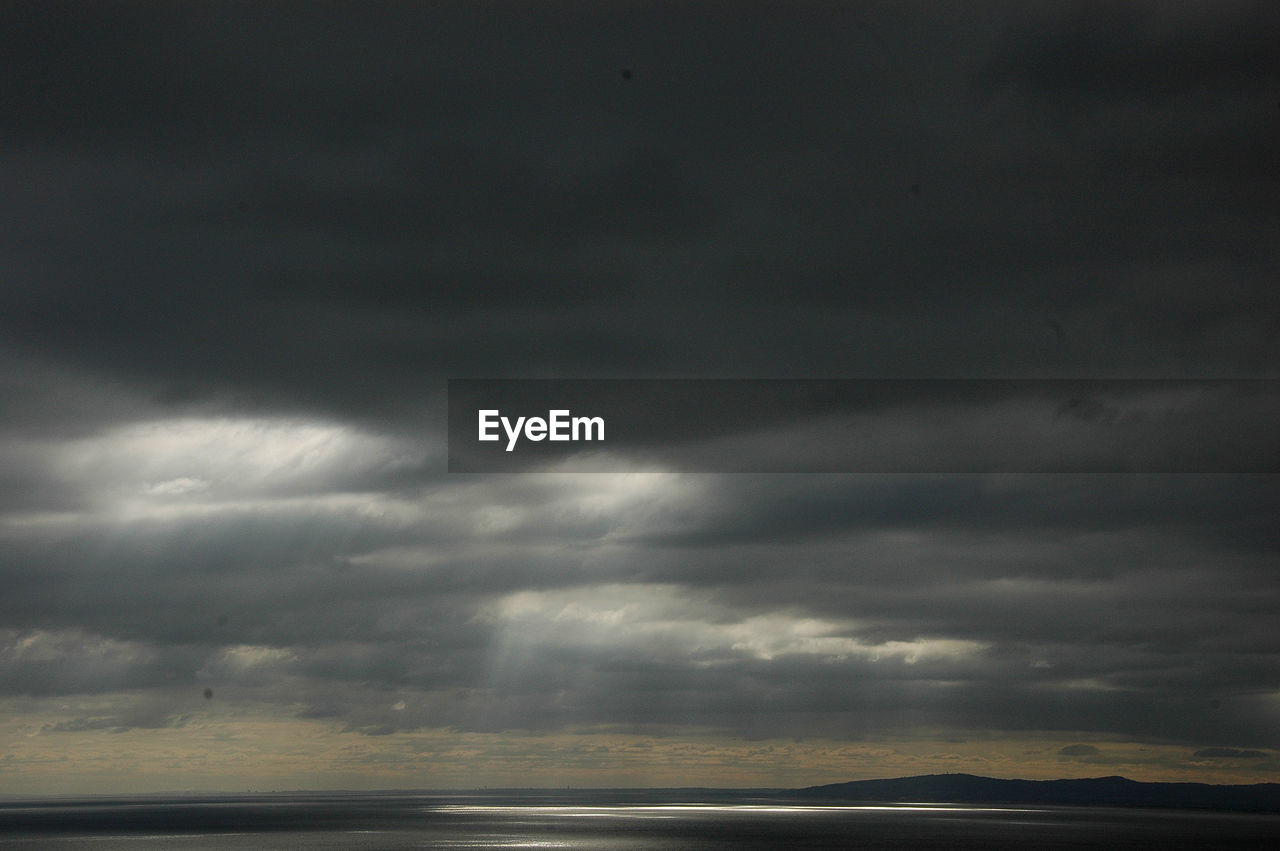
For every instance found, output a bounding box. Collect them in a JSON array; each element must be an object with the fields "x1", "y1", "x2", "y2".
[{"x1": 789, "y1": 774, "x2": 1280, "y2": 813}]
